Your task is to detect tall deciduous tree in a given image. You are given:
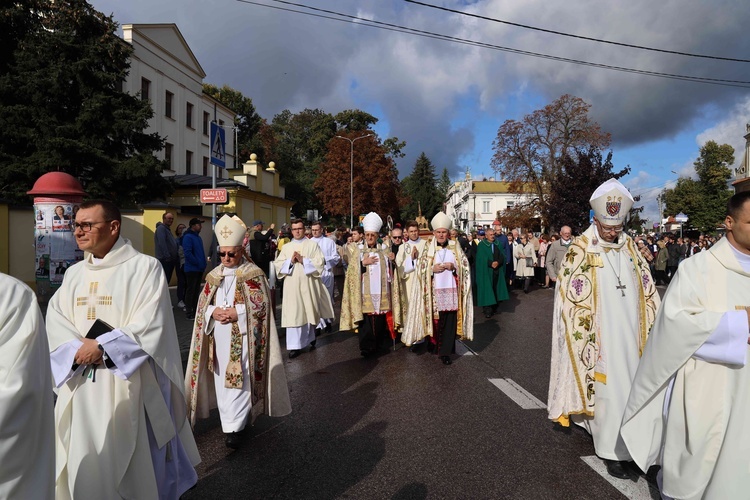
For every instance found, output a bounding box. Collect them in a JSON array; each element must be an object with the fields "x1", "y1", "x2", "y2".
[
  {"x1": 663, "y1": 140, "x2": 734, "y2": 232},
  {"x1": 334, "y1": 109, "x2": 378, "y2": 132},
  {"x1": 0, "y1": 0, "x2": 170, "y2": 206},
  {"x1": 545, "y1": 148, "x2": 630, "y2": 233},
  {"x1": 490, "y1": 94, "x2": 611, "y2": 228},
  {"x1": 270, "y1": 108, "x2": 337, "y2": 216},
  {"x1": 202, "y1": 83, "x2": 263, "y2": 167},
  {"x1": 315, "y1": 132, "x2": 401, "y2": 224},
  {"x1": 401, "y1": 152, "x2": 441, "y2": 220}
]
